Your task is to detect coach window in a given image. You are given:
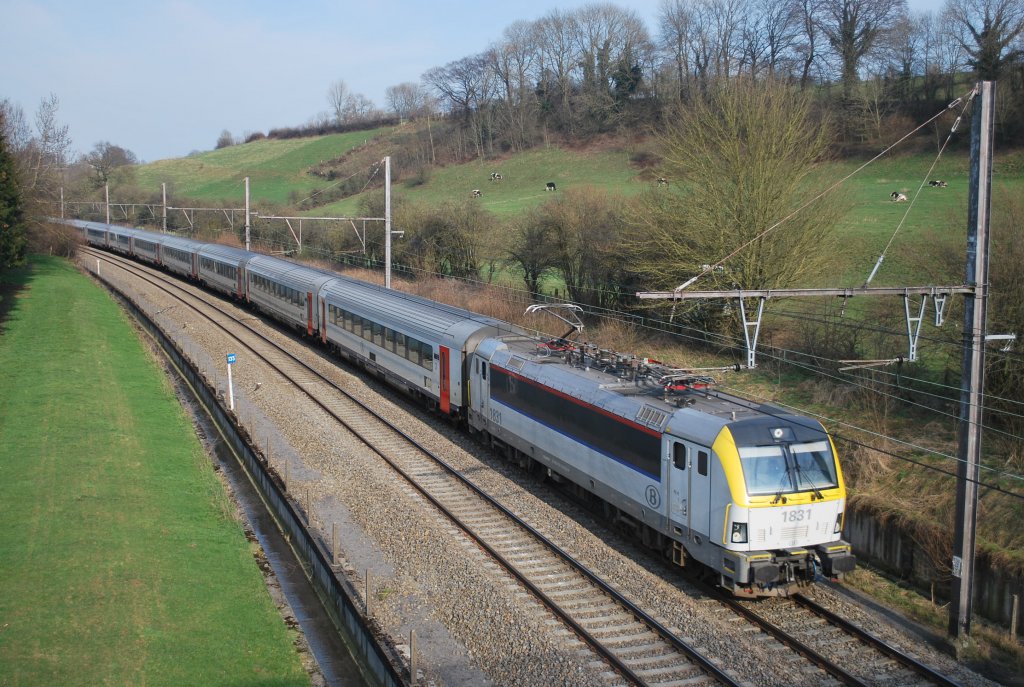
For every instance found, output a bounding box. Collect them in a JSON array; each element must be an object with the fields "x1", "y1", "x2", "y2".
[
  {"x1": 372, "y1": 322, "x2": 384, "y2": 346},
  {"x1": 697, "y1": 450, "x2": 708, "y2": 476},
  {"x1": 385, "y1": 328, "x2": 395, "y2": 351},
  {"x1": 395, "y1": 332, "x2": 407, "y2": 357},
  {"x1": 362, "y1": 317, "x2": 374, "y2": 342},
  {"x1": 422, "y1": 345, "x2": 434, "y2": 371},
  {"x1": 672, "y1": 442, "x2": 686, "y2": 470}
]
